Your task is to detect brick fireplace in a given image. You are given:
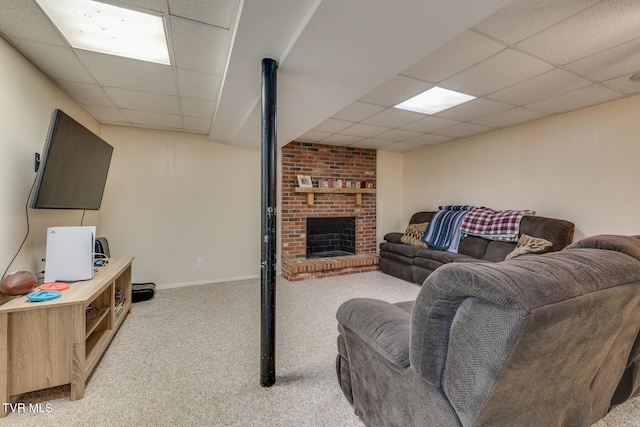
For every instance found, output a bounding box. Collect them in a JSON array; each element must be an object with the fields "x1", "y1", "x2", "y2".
[
  {"x1": 281, "y1": 141, "x2": 379, "y2": 281},
  {"x1": 306, "y1": 216, "x2": 356, "y2": 258}
]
